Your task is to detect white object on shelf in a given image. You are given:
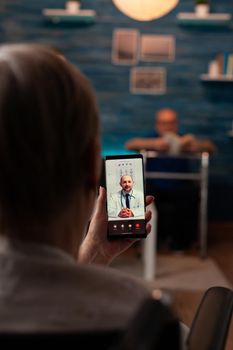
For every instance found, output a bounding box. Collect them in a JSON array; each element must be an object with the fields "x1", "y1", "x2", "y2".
[
  {"x1": 200, "y1": 74, "x2": 233, "y2": 82},
  {"x1": 208, "y1": 60, "x2": 219, "y2": 78},
  {"x1": 195, "y1": 4, "x2": 210, "y2": 17},
  {"x1": 66, "y1": 1, "x2": 80, "y2": 13}
]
